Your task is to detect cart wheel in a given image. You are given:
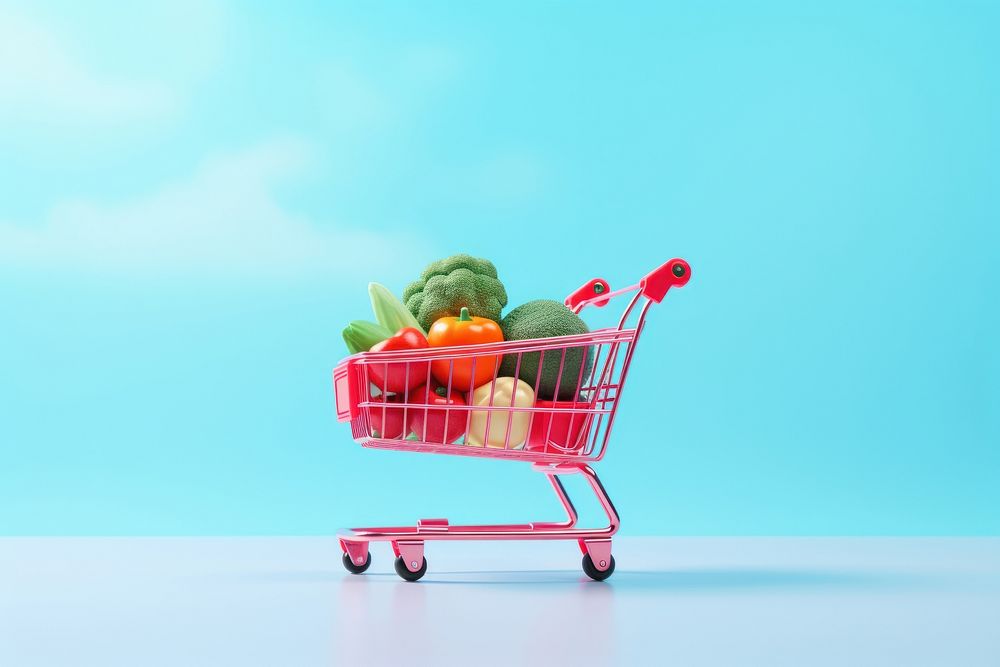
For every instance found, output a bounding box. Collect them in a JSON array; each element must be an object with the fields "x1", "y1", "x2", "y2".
[
  {"x1": 342, "y1": 551, "x2": 371, "y2": 575},
  {"x1": 394, "y1": 555, "x2": 427, "y2": 582},
  {"x1": 582, "y1": 553, "x2": 615, "y2": 581}
]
